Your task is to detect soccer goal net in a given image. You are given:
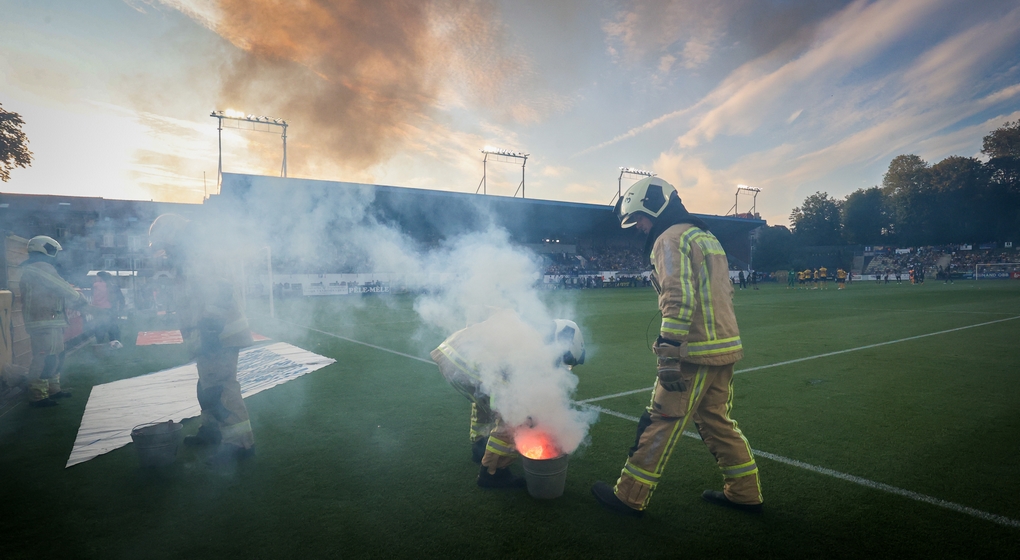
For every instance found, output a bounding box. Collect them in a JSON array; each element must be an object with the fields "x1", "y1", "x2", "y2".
[{"x1": 974, "y1": 263, "x2": 1020, "y2": 279}]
